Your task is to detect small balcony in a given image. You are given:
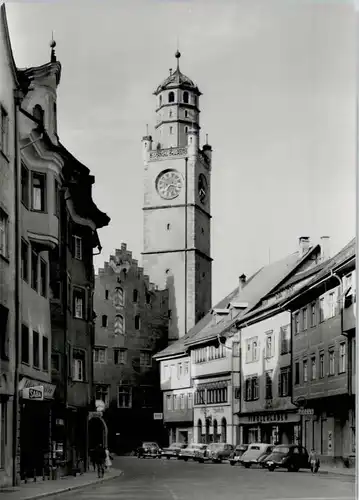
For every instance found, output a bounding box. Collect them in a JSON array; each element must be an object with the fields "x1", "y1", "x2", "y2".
[
  {"x1": 149, "y1": 146, "x2": 188, "y2": 162},
  {"x1": 343, "y1": 294, "x2": 356, "y2": 334}
]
